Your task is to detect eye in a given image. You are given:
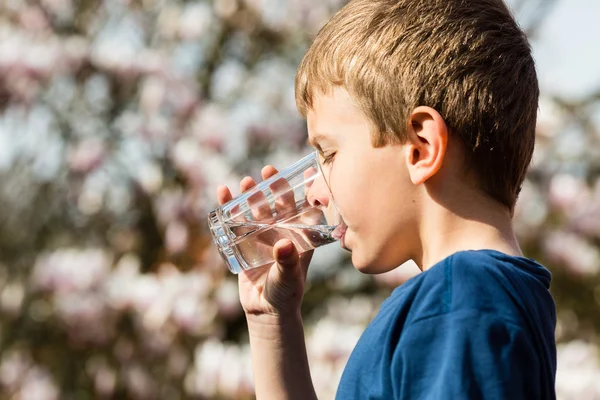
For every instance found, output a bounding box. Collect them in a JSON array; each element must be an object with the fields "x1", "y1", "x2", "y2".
[{"x1": 322, "y1": 152, "x2": 336, "y2": 165}]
